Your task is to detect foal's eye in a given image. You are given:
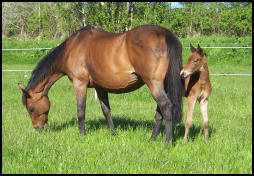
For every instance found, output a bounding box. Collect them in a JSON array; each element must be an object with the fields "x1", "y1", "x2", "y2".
[
  {"x1": 29, "y1": 107, "x2": 34, "y2": 113},
  {"x1": 193, "y1": 58, "x2": 200, "y2": 64}
]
